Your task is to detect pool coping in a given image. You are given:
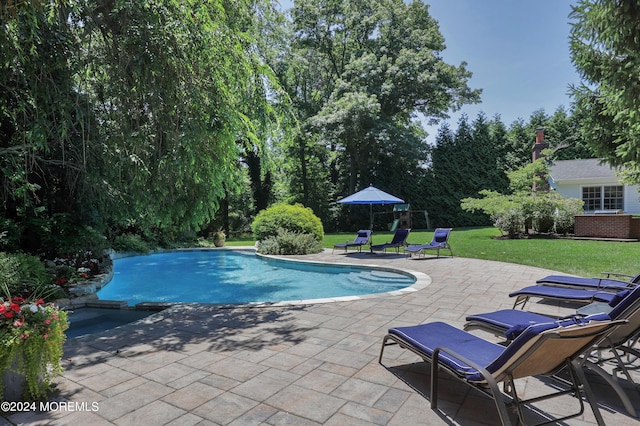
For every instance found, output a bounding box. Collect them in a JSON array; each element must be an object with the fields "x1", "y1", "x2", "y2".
[{"x1": 60, "y1": 247, "x2": 432, "y2": 309}]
